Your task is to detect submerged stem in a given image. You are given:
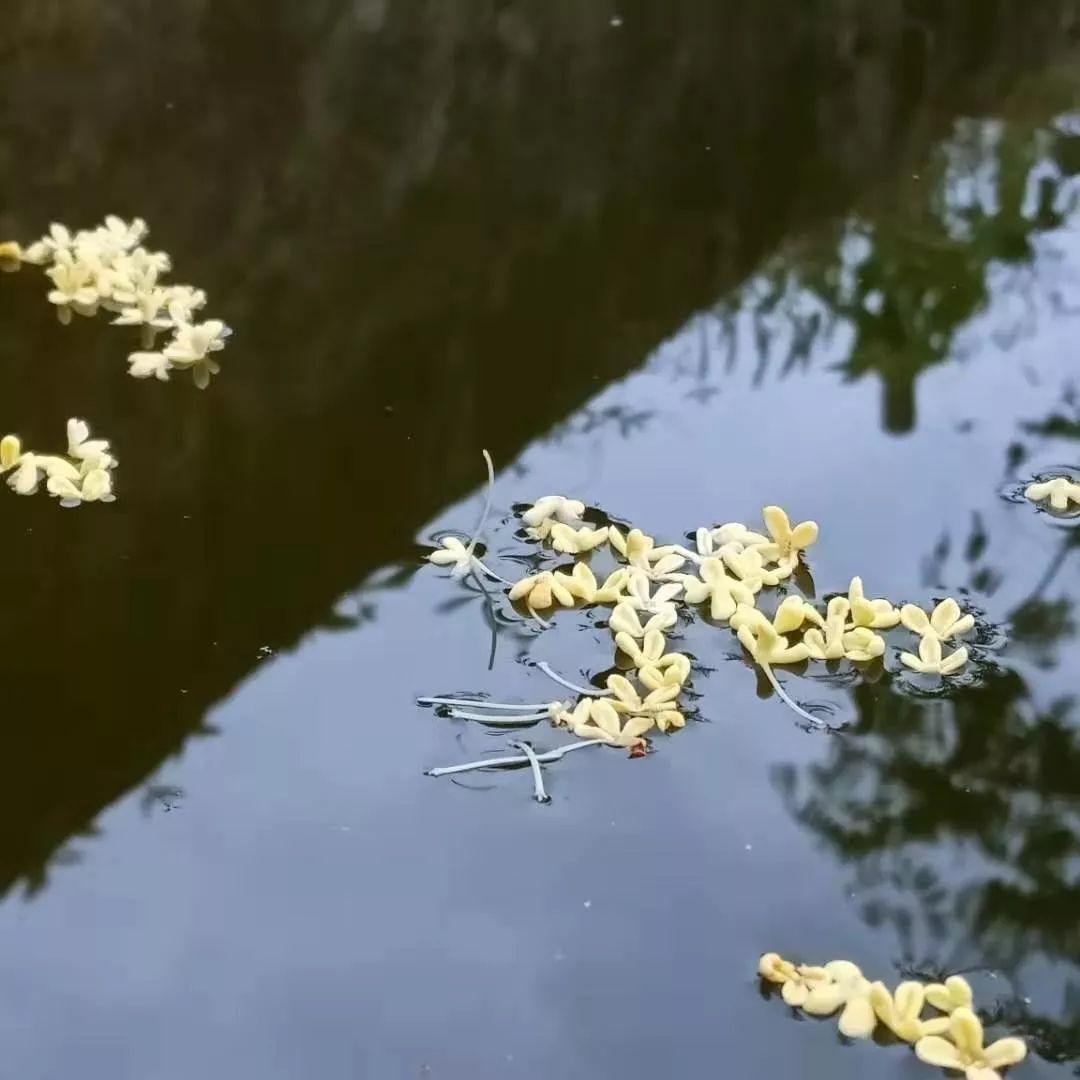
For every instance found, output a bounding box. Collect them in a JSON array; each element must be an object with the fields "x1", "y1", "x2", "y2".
[
  {"x1": 425, "y1": 738, "x2": 604, "y2": 778},
  {"x1": 536, "y1": 661, "x2": 612, "y2": 698},
  {"x1": 512, "y1": 741, "x2": 550, "y2": 802},
  {"x1": 760, "y1": 662, "x2": 826, "y2": 729}
]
